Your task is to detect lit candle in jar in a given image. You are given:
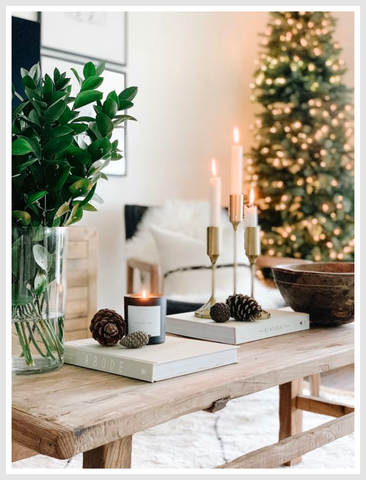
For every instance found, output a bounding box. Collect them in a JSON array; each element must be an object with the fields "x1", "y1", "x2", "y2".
[
  {"x1": 230, "y1": 127, "x2": 244, "y2": 195},
  {"x1": 210, "y1": 159, "x2": 221, "y2": 227},
  {"x1": 124, "y1": 290, "x2": 166, "y2": 345},
  {"x1": 243, "y1": 188, "x2": 258, "y2": 227}
]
